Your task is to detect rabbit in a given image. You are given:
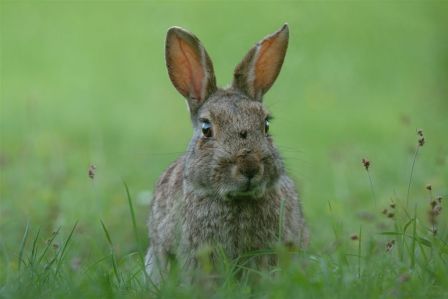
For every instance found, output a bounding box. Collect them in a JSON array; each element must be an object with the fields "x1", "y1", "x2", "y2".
[{"x1": 146, "y1": 24, "x2": 308, "y2": 282}]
